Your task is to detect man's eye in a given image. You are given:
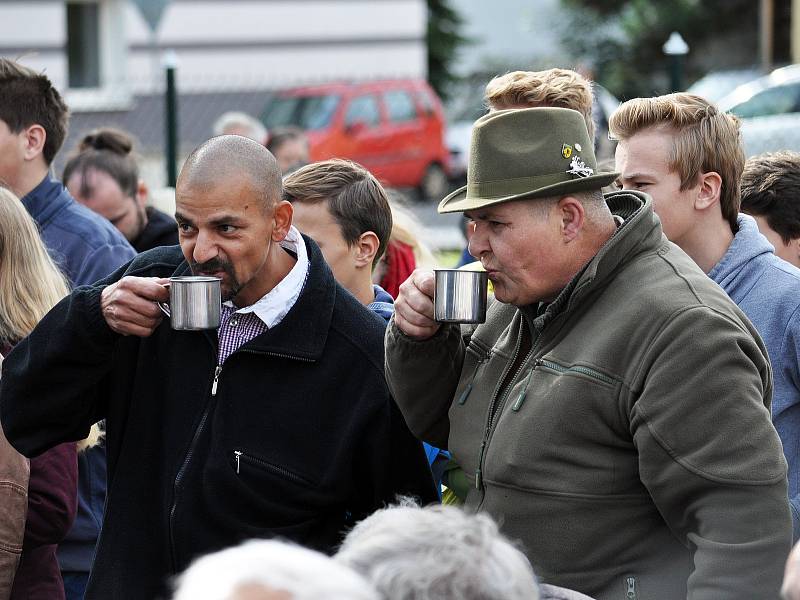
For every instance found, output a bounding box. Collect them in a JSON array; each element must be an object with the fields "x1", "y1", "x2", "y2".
[
  {"x1": 178, "y1": 223, "x2": 192, "y2": 233},
  {"x1": 219, "y1": 224, "x2": 236, "y2": 233}
]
